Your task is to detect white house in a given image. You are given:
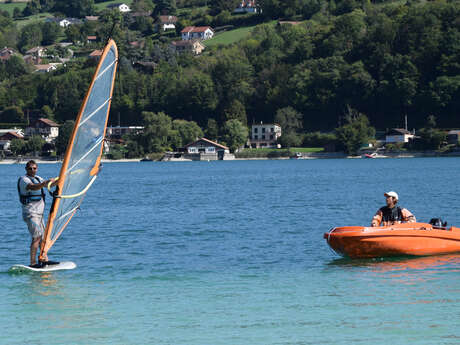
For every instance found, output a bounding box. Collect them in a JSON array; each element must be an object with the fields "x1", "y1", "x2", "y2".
[
  {"x1": 385, "y1": 128, "x2": 415, "y2": 143},
  {"x1": 107, "y1": 3, "x2": 131, "y2": 12},
  {"x1": 250, "y1": 123, "x2": 282, "y2": 148},
  {"x1": 46, "y1": 17, "x2": 82, "y2": 27},
  {"x1": 181, "y1": 26, "x2": 214, "y2": 41},
  {"x1": 158, "y1": 15, "x2": 177, "y2": 31},
  {"x1": 184, "y1": 138, "x2": 230, "y2": 160},
  {"x1": 234, "y1": 0, "x2": 258, "y2": 13},
  {"x1": 25, "y1": 118, "x2": 59, "y2": 142}
]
